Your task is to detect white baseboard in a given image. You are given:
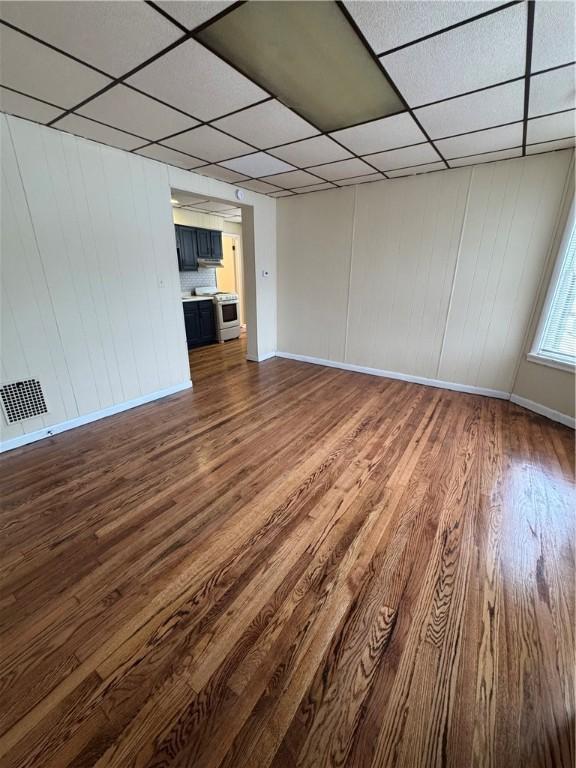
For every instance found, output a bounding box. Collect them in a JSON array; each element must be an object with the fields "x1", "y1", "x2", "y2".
[
  {"x1": 509, "y1": 394, "x2": 575, "y2": 428},
  {"x1": 246, "y1": 351, "x2": 276, "y2": 362},
  {"x1": 276, "y1": 351, "x2": 509, "y2": 400},
  {"x1": 0, "y1": 380, "x2": 192, "y2": 453}
]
